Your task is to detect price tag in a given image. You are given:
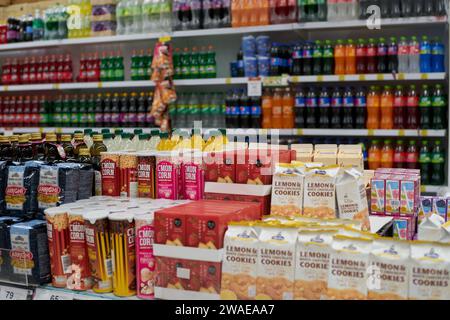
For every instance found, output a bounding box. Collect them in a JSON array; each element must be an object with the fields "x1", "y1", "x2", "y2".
[
  {"x1": 421, "y1": 185, "x2": 426, "y2": 193},
  {"x1": 316, "y1": 75, "x2": 324, "y2": 82},
  {"x1": 421, "y1": 73, "x2": 429, "y2": 80},
  {"x1": 290, "y1": 76, "x2": 300, "y2": 83},
  {"x1": 376, "y1": 74, "x2": 384, "y2": 81},
  {"x1": 55, "y1": 128, "x2": 63, "y2": 134},
  {"x1": 3, "y1": 85, "x2": 8, "y2": 91},
  {"x1": 421, "y1": 130, "x2": 429, "y2": 137},
  {"x1": 263, "y1": 77, "x2": 282, "y2": 87},
  {"x1": 97, "y1": 82, "x2": 103, "y2": 88},
  {"x1": 397, "y1": 73, "x2": 405, "y2": 80},
  {"x1": 296, "y1": 129, "x2": 304, "y2": 136},
  {"x1": 159, "y1": 36, "x2": 172, "y2": 43},
  {"x1": 225, "y1": 78, "x2": 232, "y2": 85},
  {"x1": 34, "y1": 288, "x2": 74, "y2": 300},
  {"x1": 0, "y1": 286, "x2": 30, "y2": 300},
  {"x1": 367, "y1": 129, "x2": 375, "y2": 136},
  {"x1": 247, "y1": 78, "x2": 262, "y2": 97},
  {"x1": 398, "y1": 130, "x2": 405, "y2": 137},
  {"x1": 358, "y1": 75, "x2": 366, "y2": 81},
  {"x1": 338, "y1": 75, "x2": 345, "y2": 81},
  {"x1": 52, "y1": 83, "x2": 60, "y2": 90}
]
